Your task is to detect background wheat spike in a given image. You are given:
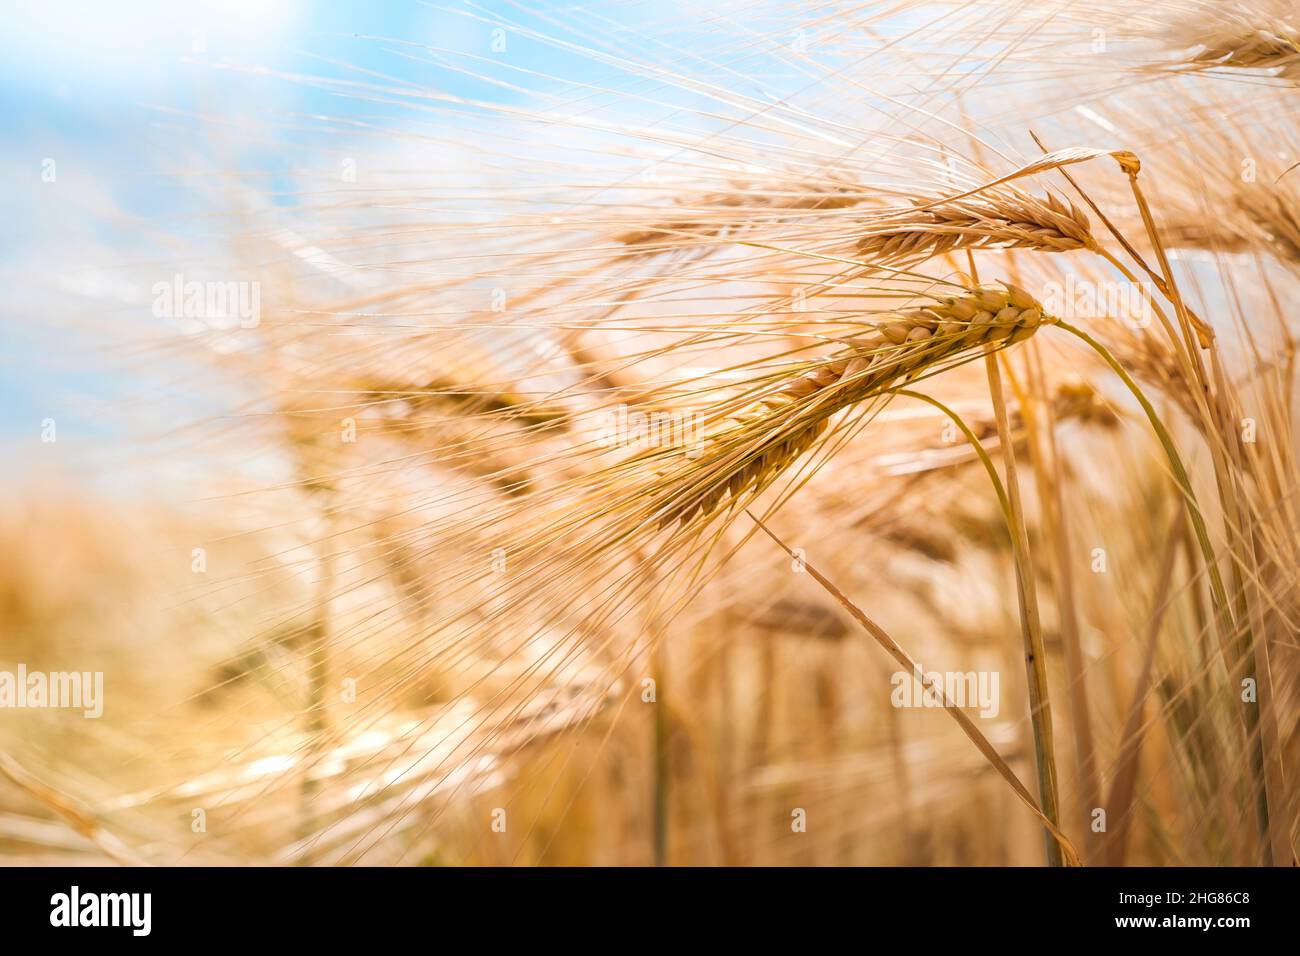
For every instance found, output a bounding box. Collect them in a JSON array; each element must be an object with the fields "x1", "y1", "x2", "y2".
[{"x1": 1170, "y1": 0, "x2": 1300, "y2": 81}]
